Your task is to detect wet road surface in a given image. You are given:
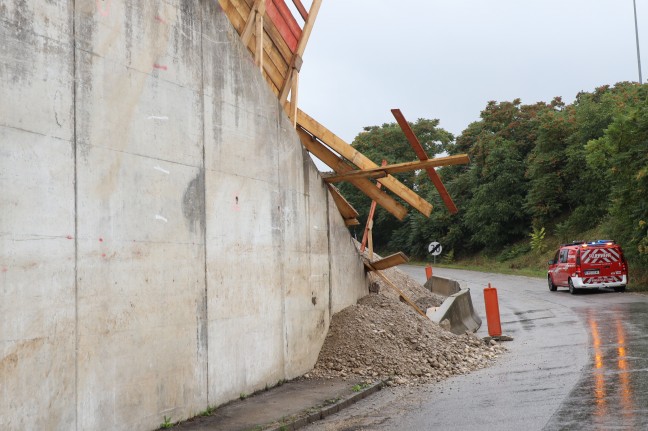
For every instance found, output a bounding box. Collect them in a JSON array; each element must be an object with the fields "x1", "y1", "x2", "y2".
[{"x1": 304, "y1": 267, "x2": 648, "y2": 431}]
